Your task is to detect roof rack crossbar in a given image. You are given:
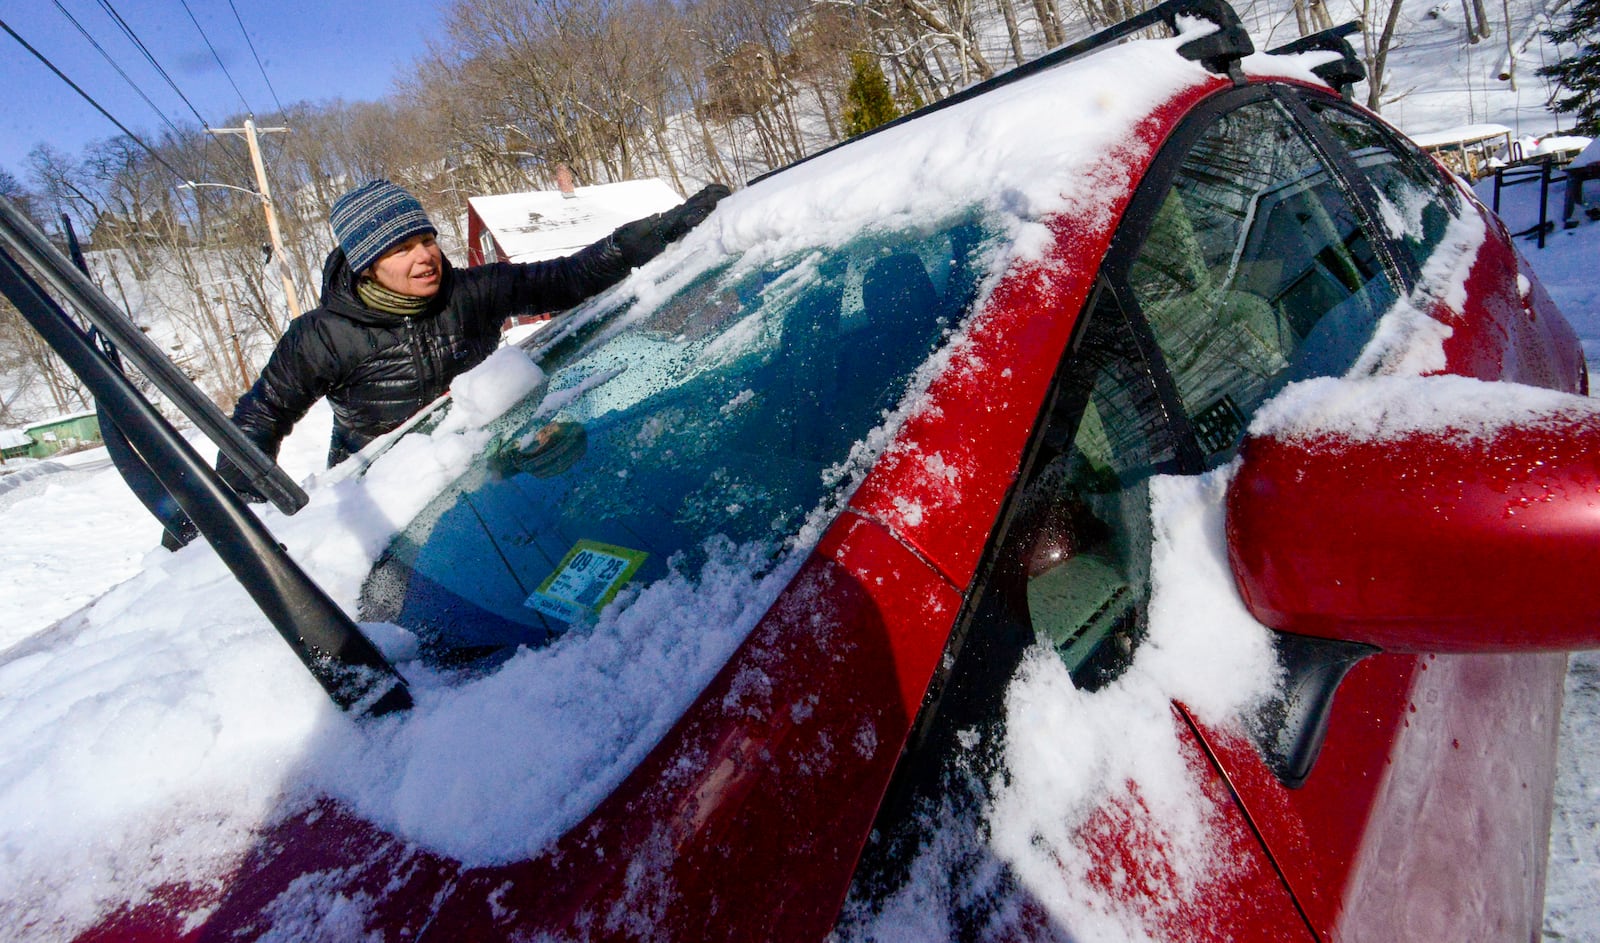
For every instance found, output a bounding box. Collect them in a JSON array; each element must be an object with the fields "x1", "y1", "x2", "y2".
[
  {"x1": 750, "y1": 0, "x2": 1253, "y2": 185},
  {"x1": 1266, "y1": 21, "x2": 1366, "y2": 98}
]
